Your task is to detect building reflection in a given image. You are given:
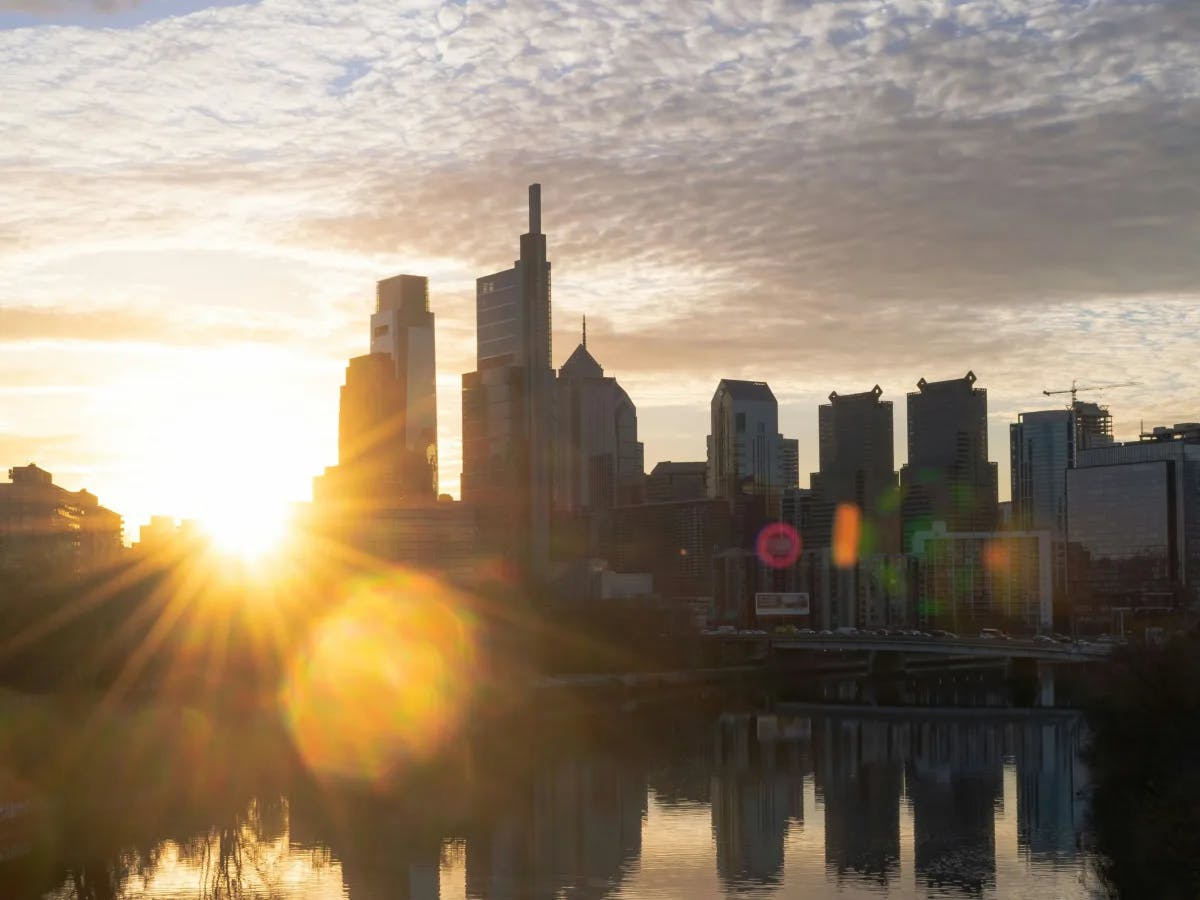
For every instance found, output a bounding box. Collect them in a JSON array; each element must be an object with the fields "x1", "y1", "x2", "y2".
[
  {"x1": 710, "y1": 712, "x2": 807, "y2": 890},
  {"x1": 906, "y1": 719, "x2": 1004, "y2": 896},
  {"x1": 815, "y1": 717, "x2": 904, "y2": 886},
  {"x1": 464, "y1": 754, "x2": 646, "y2": 900},
  {"x1": 1013, "y1": 717, "x2": 1088, "y2": 864}
]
